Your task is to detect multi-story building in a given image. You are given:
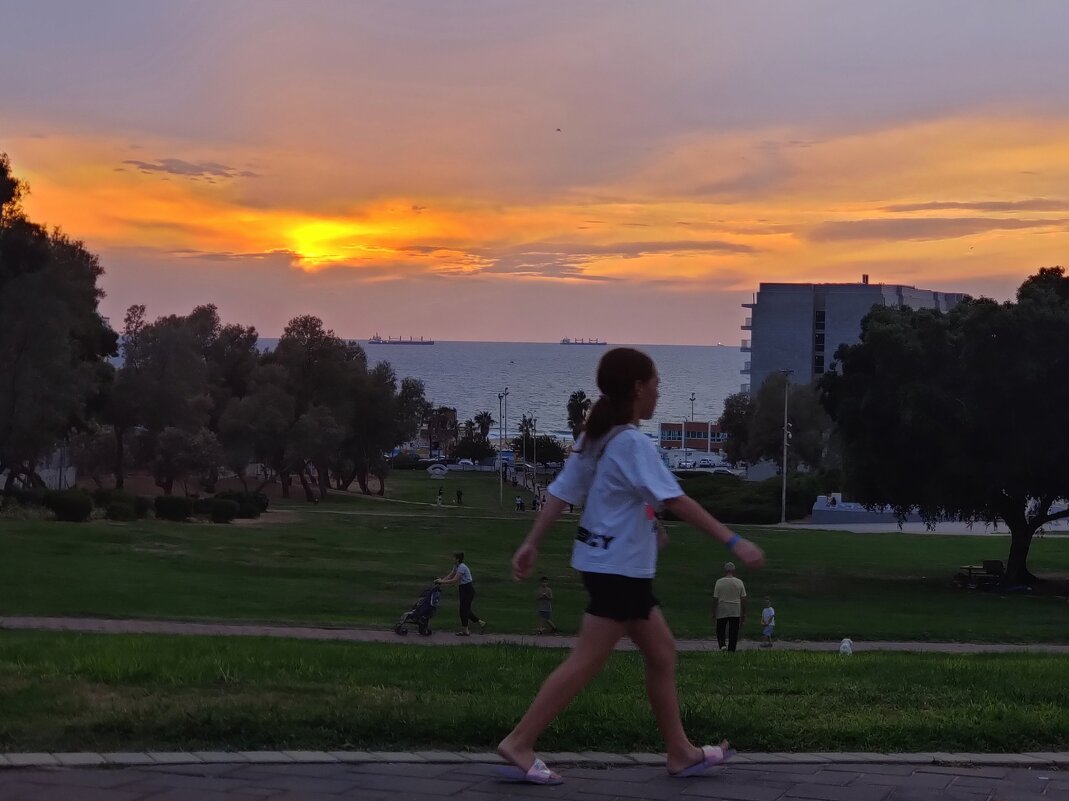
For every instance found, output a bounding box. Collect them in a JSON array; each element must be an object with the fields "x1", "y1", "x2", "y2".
[
  {"x1": 658, "y1": 422, "x2": 728, "y2": 454},
  {"x1": 741, "y1": 276, "x2": 965, "y2": 393}
]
